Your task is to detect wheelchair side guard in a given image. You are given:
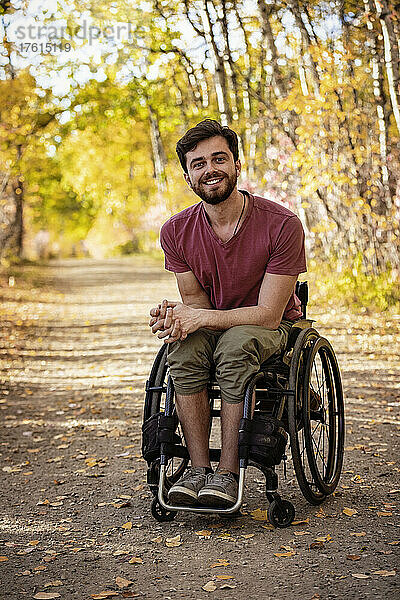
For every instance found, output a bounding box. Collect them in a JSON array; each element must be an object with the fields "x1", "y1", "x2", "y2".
[
  {"x1": 238, "y1": 415, "x2": 288, "y2": 468},
  {"x1": 141, "y1": 412, "x2": 185, "y2": 466}
]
